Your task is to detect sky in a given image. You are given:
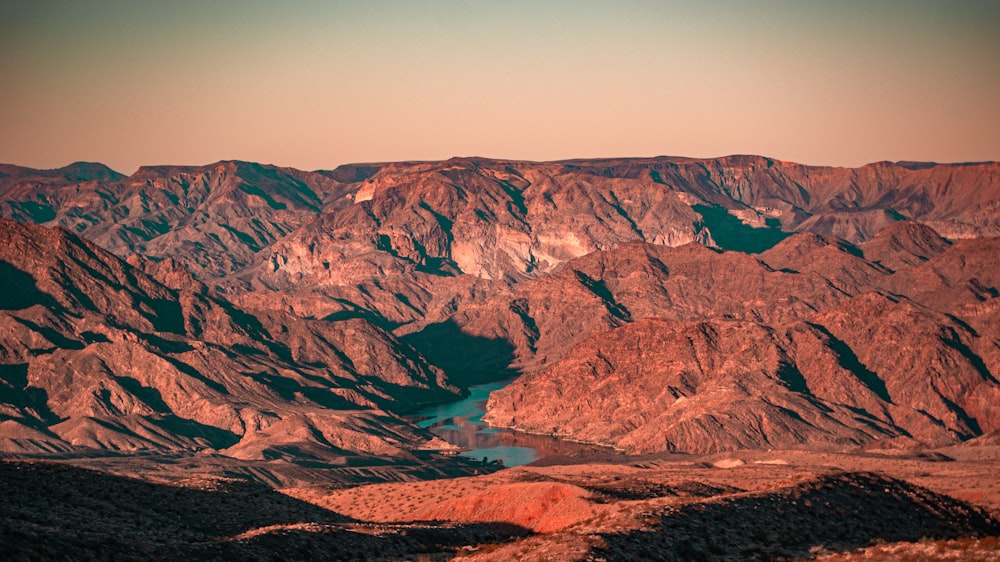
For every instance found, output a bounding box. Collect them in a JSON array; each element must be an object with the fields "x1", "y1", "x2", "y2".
[{"x1": 1, "y1": 0, "x2": 998, "y2": 174}]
